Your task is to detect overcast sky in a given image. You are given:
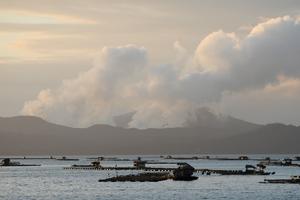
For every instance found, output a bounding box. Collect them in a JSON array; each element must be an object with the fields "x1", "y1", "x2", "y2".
[{"x1": 1, "y1": 0, "x2": 300, "y2": 127}]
